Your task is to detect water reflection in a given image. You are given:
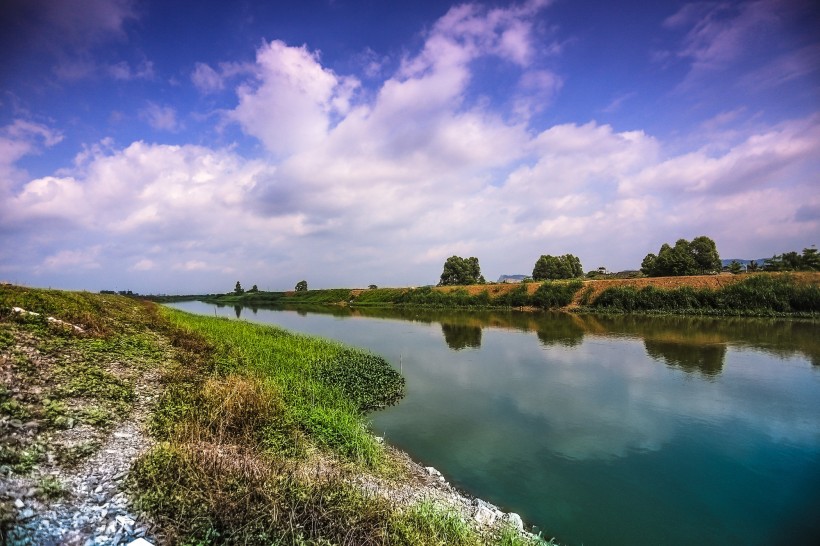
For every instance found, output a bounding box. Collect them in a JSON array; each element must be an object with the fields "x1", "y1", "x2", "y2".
[
  {"x1": 644, "y1": 339, "x2": 726, "y2": 377},
  {"x1": 237, "y1": 304, "x2": 819, "y2": 374},
  {"x1": 441, "y1": 322, "x2": 482, "y2": 350},
  {"x1": 535, "y1": 316, "x2": 585, "y2": 348}
]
